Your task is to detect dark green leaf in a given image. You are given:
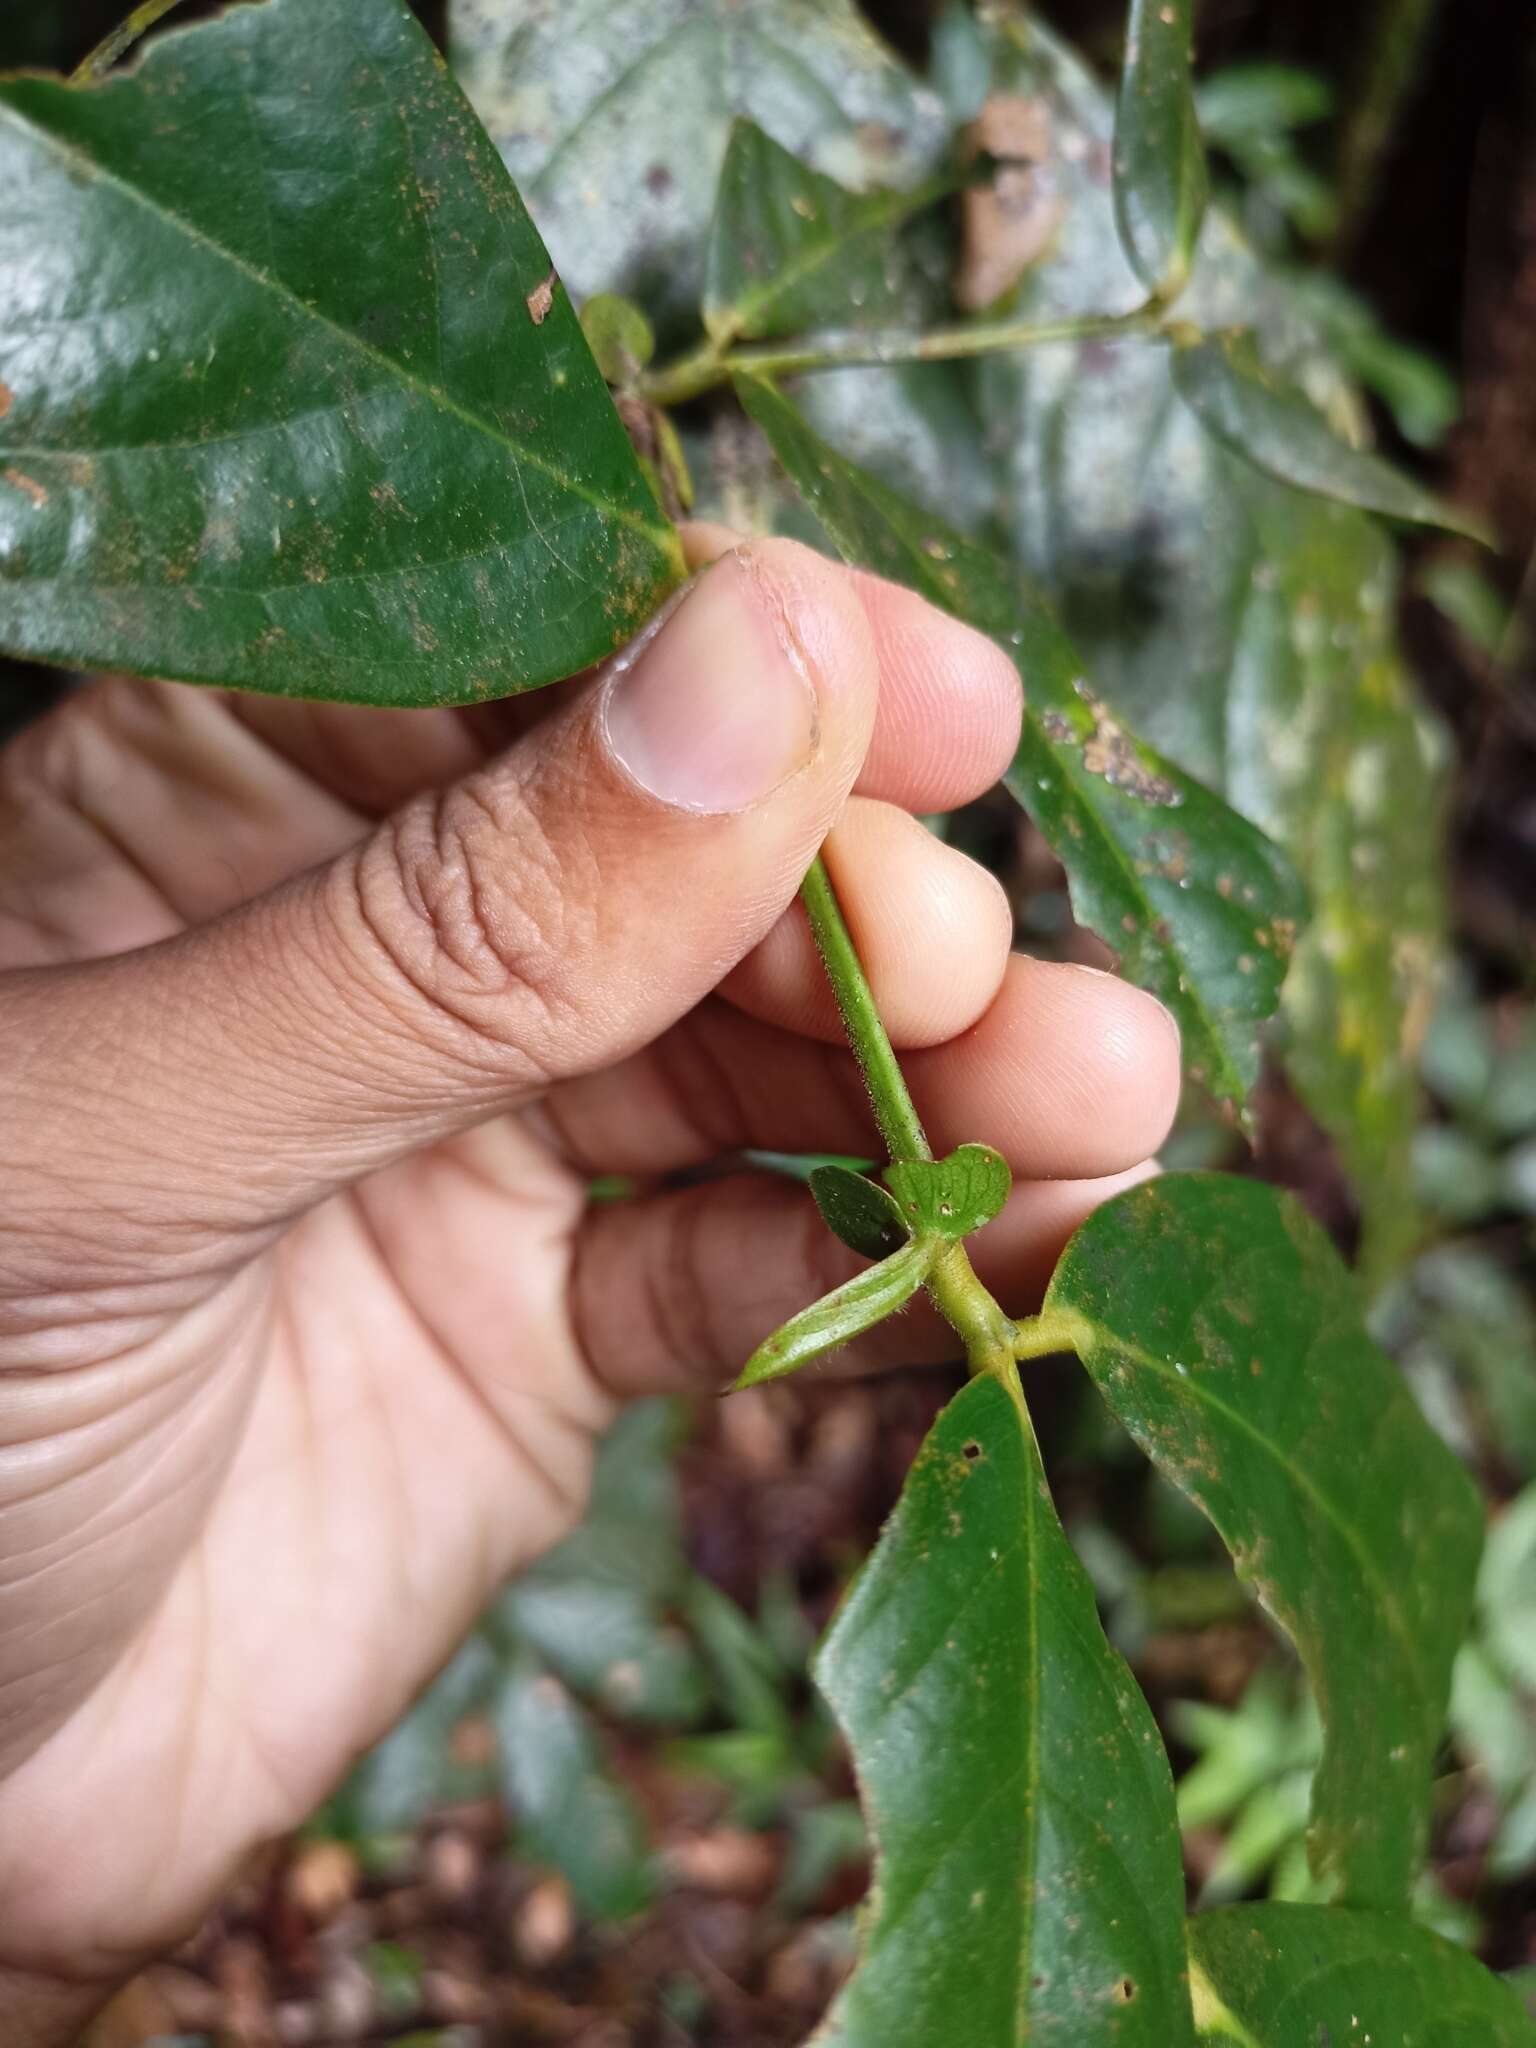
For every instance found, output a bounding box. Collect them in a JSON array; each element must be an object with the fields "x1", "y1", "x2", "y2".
[
  {"x1": 883, "y1": 1142, "x2": 1011, "y2": 1240},
  {"x1": 579, "y1": 292, "x2": 656, "y2": 384},
  {"x1": 1047, "y1": 1172, "x2": 1484, "y2": 1909},
  {"x1": 815, "y1": 1373, "x2": 1195, "y2": 2045},
  {"x1": 494, "y1": 1647, "x2": 654, "y2": 1919},
  {"x1": 704, "y1": 119, "x2": 950, "y2": 347},
  {"x1": 810, "y1": 1163, "x2": 911, "y2": 1260},
  {"x1": 1113, "y1": 0, "x2": 1208, "y2": 294},
  {"x1": 734, "y1": 1236, "x2": 933, "y2": 1390},
  {"x1": 1188, "y1": 1902, "x2": 1536, "y2": 2045},
  {"x1": 1172, "y1": 331, "x2": 1489, "y2": 544},
  {"x1": 0, "y1": 0, "x2": 682, "y2": 705},
  {"x1": 496, "y1": 1402, "x2": 710, "y2": 1726},
  {"x1": 450, "y1": 0, "x2": 947, "y2": 329},
  {"x1": 738, "y1": 373, "x2": 1305, "y2": 1128}
]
